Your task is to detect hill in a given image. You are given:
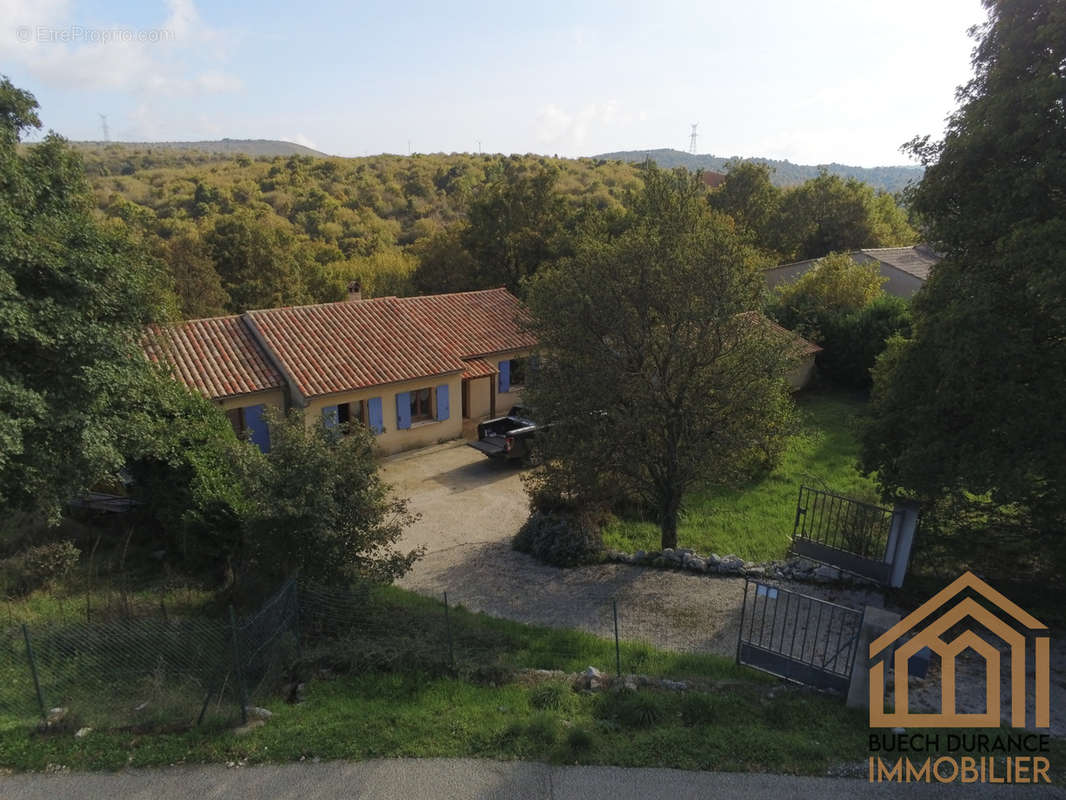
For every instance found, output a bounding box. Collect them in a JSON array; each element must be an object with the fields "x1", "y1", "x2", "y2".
[
  {"x1": 592, "y1": 148, "x2": 922, "y2": 194},
  {"x1": 71, "y1": 138, "x2": 328, "y2": 158}
]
